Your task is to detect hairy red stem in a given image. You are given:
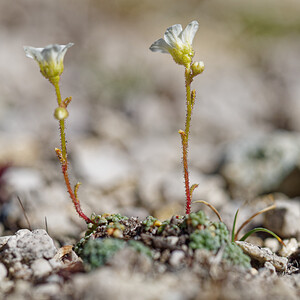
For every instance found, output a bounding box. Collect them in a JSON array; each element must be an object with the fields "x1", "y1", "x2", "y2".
[
  {"x1": 55, "y1": 148, "x2": 93, "y2": 224},
  {"x1": 183, "y1": 141, "x2": 191, "y2": 214},
  {"x1": 60, "y1": 161, "x2": 94, "y2": 224},
  {"x1": 179, "y1": 131, "x2": 191, "y2": 214},
  {"x1": 182, "y1": 67, "x2": 194, "y2": 215}
]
